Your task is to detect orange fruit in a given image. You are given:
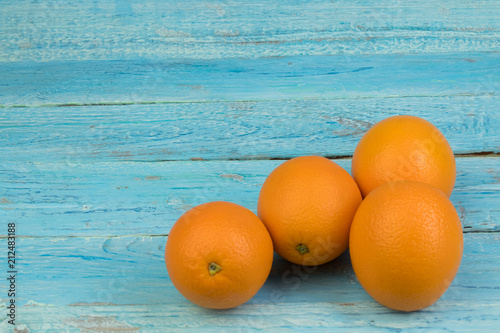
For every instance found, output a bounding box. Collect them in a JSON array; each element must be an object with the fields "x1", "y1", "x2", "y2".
[
  {"x1": 257, "y1": 155, "x2": 362, "y2": 266},
  {"x1": 165, "y1": 201, "x2": 273, "y2": 309},
  {"x1": 351, "y1": 115, "x2": 456, "y2": 197},
  {"x1": 349, "y1": 181, "x2": 463, "y2": 312}
]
